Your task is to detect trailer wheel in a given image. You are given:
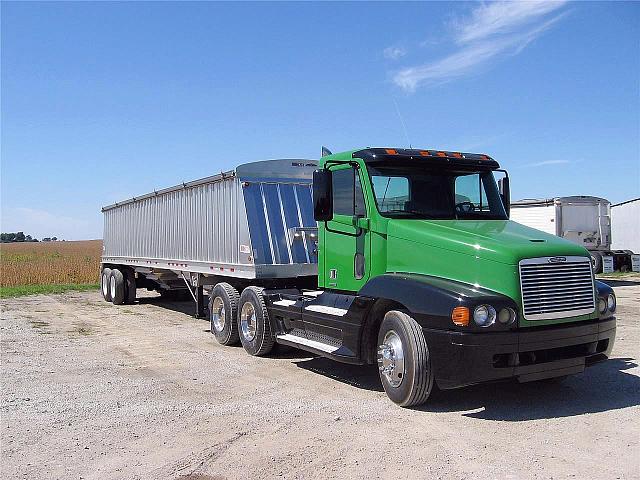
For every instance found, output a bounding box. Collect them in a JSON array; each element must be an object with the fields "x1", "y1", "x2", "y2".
[
  {"x1": 110, "y1": 268, "x2": 126, "y2": 305},
  {"x1": 591, "y1": 252, "x2": 603, "y2": 274},
  {"x1": 209, "y1": 283, "x2": 240, "y2": 346},
  {"x1": 124, "y1": 269, "x2": 136, "y2": 304},
  {"x1": 101, "y1": 268, "x2": 112, "y2": 302},
  {"x1": 377, "y1": 310, "x2": 435, "y2": 407},
  {"x1": 238, "y1": 286, "x2": 274, "y2": 356}
]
